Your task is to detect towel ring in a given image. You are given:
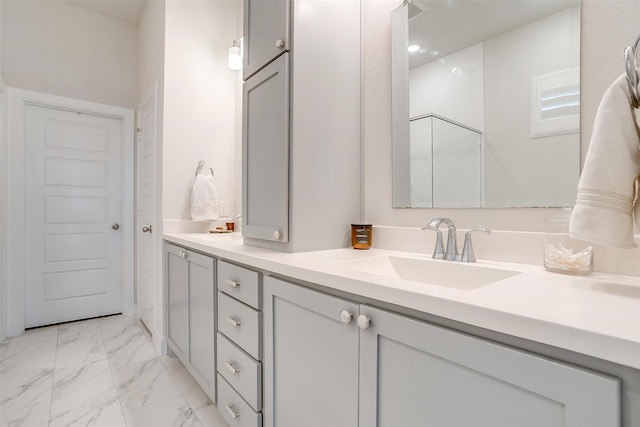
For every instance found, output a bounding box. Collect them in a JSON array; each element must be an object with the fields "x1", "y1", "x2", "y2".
[
  {"x1": 195, "y1": 161, "x2": 214, "y2": 177},
  {"x1": 624, "y1": 34, "x2": 640, "y2": 109}
]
